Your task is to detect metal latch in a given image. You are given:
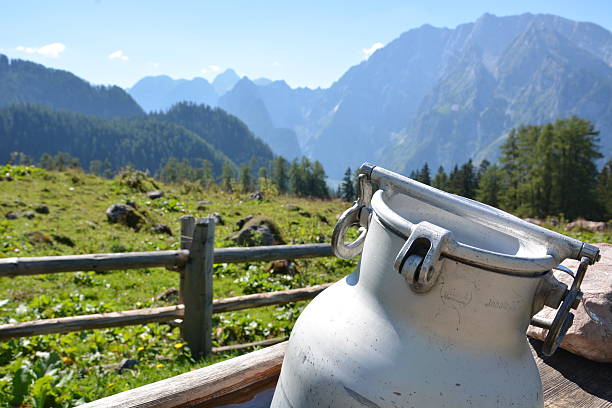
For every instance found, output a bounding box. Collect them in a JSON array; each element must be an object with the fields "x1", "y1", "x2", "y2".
[
  {"x1": 531, "y1": 255, "x2": 594, "y2": 356},
  {"x1": 393, "y1": 222, "x2": 451, "y2": 293}
]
